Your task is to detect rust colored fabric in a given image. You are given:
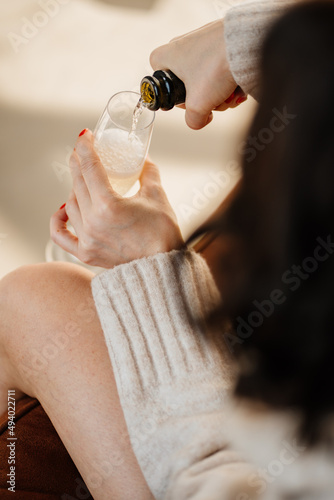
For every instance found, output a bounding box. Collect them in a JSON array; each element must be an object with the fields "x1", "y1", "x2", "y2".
[{"x1": 0, "y1": 396, "x2": 93, "y2": 499}]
